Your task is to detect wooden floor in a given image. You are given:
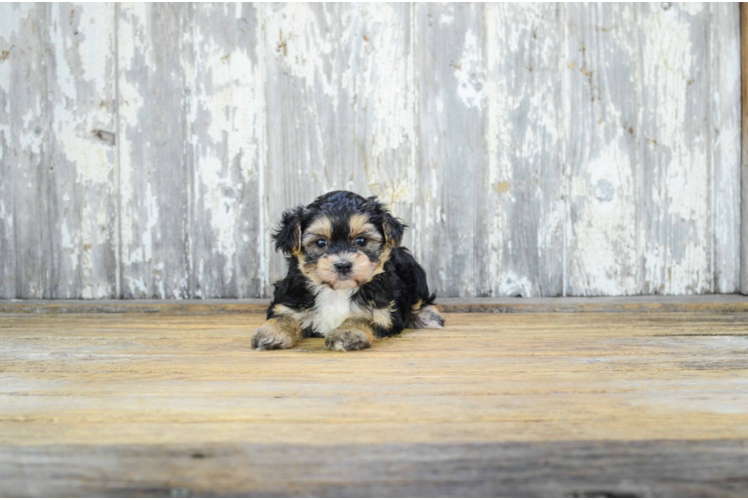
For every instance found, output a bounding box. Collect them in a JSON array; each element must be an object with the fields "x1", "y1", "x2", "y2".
[{"x1": 1, "y1": 307, "x2": 748, "y2": 496}]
